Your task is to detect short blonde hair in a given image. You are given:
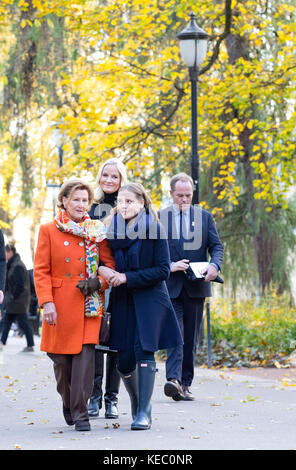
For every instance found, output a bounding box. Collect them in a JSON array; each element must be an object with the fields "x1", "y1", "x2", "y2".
[
  {"x1": 94, "y1": 158, "x2": 128, "y2": 203},
  {"x1": 57, "y1": 179, "x2": 94, "y2": 209}
]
